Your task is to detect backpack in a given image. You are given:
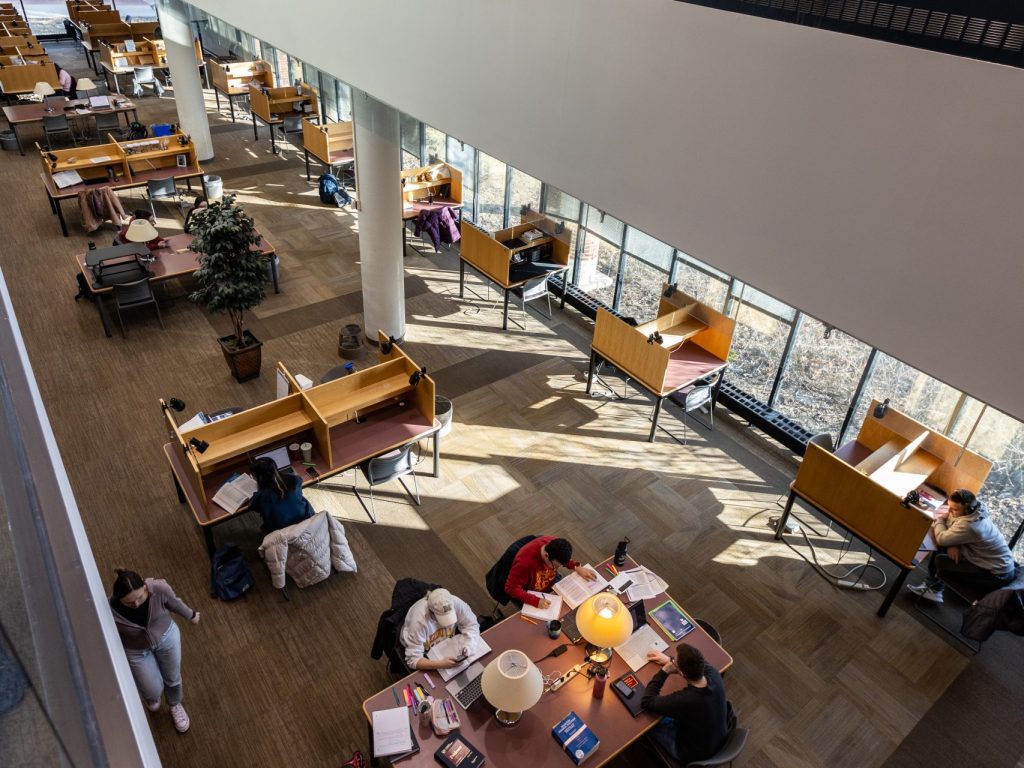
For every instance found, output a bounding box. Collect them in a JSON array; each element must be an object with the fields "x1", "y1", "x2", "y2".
[
  {"x1": 210, "y1": 543, "x2": 254, "y2": 601},
  {"x1": 125, "y1": 121, "x2": 148, "y2": 140},
  {"x1": 318, "y1": 173, "x2": 340, "y2": 204}
]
